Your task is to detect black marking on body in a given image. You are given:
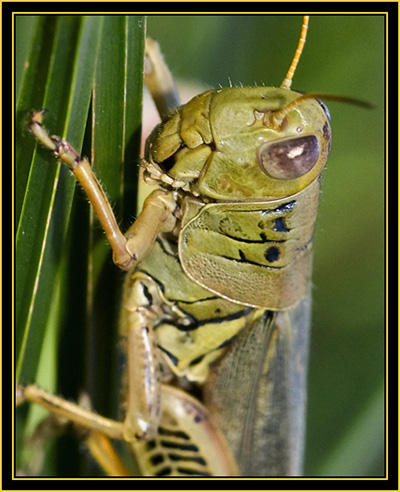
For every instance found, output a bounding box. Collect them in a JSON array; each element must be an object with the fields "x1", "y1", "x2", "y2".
[
  {"x1": 322, "y1": 121, "x2": 331, "y2": 141},
  {"x1": 158, "y1": 427, "x2": 191, "y2": 439},
  {"x1": 220, "y1": 231, "x2": 286, "y2": 244},
  {"x1": 273, "y1": 217, "x2": 290, "y2": 232},
  {"x1": 174, "y1": 295, "x2": 220, "y2": 305},
  {"x1": 259, "y1": 232, "x2": 286, "y2": 243},
  {"x1": 221, "y1": 254, "x2": 282, "y2": 270},
  {"x1": 156, "y1": 306, "x2": 253, "y2": 335},
  {"x1": 176, "y1": 468, "x2": 211, "y2": 476},
  {"x1": 142, "y1": 283, "x2": 153, "y2": 305},
  {"x1": 150, "y1": 454, "x2": 164, "y2": 466},
  {"x1": 156, "y1": 236, "x2": 178, "y2": 257},
  {"x1": 189, "y1": 354, "x2": 205, "y2": 367},
  {"x1": 137, "y1": 270, "x2": 166, "y2": 294},
  {"x1": 146, "y1": 440, "x2": 157, "y2": 451},
  {"x1": 159, "y1": 440, "x2": 199, "y2": 452},
  {"x1": 196, "y1": 306, "x2": 253, "y2": 327},
  {"x1": 157, "y1": 346, "x2": 179, "y2": 366},
  {"x1": 168, "y1": 453, "x2": 207, "y2": 465},
  {"x1": 261, "y1": 200, "x2": 296, "y2": 215},
  {"x1": 265, "y1": 246, "x2": 280, "y2": 262},
  {"x1": 145, "y1": 424, "x2": 217, "y2": 476}
]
